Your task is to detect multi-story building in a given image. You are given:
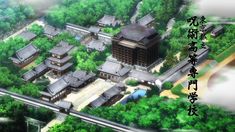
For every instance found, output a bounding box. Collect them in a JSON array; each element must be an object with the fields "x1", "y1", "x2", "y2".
[
  {"x1": 46, "y1": 41, "x2": 74, "y2": 76},
  {"x1": 112, "y1": 24, "x2": 161, "y2": 67}
]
